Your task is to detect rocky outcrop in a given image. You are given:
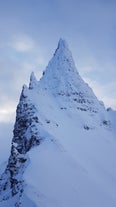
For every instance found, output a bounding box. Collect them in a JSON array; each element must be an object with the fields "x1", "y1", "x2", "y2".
[{"x1": 0, "y1": 85, "x2": 41, "y2": 205}]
